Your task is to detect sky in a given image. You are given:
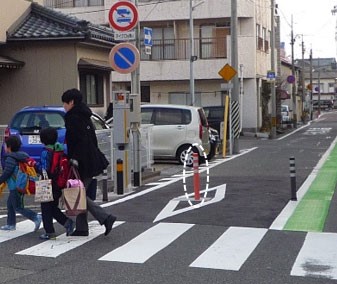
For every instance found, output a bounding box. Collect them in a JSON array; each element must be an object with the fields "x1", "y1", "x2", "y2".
[{"x1": 278, "y1": 0, "x2": 337, "y2": 60}]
